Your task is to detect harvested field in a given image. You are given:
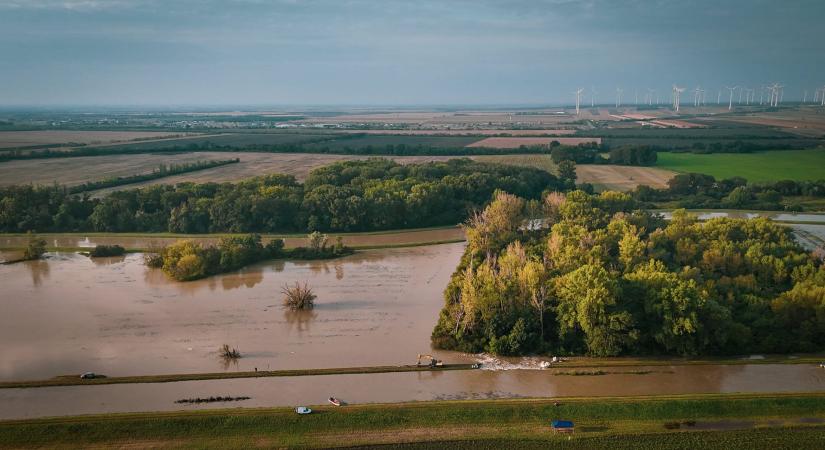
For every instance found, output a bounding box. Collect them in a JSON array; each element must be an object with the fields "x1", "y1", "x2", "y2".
[
  {"x1": 0, "y1": 152, "x2": 458, "y2": 190},
  {"x1": 705, "y1": 111, "x2": 825, "y2": 137},
  {"x1": 337, "y1": 129, "x2": 577, "y2": 136},
  {"x1": 472, "y1": 154, "x2": 673, "y2": 191},
  {"x1": 0, "y1": 131, "x2": 198, "y2": 149},
  {"x1": 649, "y1": 119, "x2": 705, "y2": 128},
  {"x1": 472, "y1": 154, "x2": 558, "y2": 174},
  {"x1": 300, "y1": 110, "x2": 588, "y2": 126},
  {"x1": 466, "y1": 137, "x2": 600, "y2": 148},
  {"x1": 575, "y1": 165, "x2": 675, "y2": 191}
]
